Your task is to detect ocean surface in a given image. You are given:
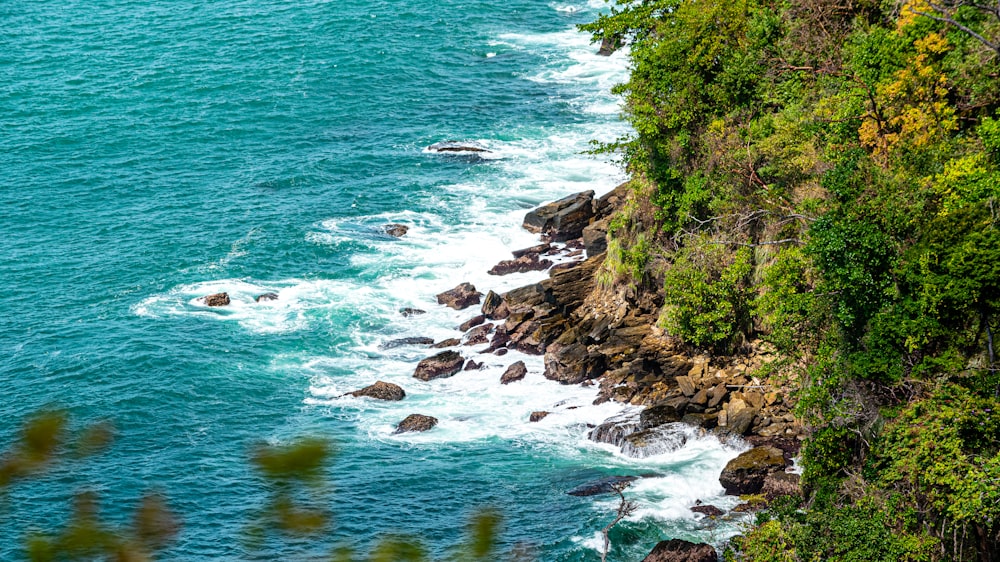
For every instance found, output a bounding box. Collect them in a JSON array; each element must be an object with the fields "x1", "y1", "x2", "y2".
[{"x1": 0, "y1": 1, "x2": 745, "y2": 559}]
